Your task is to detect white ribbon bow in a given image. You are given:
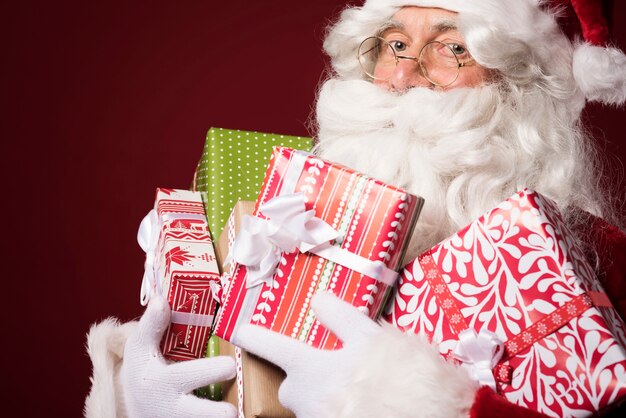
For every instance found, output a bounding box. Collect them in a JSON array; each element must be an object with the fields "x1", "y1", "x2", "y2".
[
  {"x1": 137, "y1": 209, "x2": 209, "y2": 305},
  {"x1": 137, "y1": 209, "x2": 160, "y2": 306},
  {"x1": 209, "y1": 279, "x2": 224, "y2": 304},
  {"x1": 227, "y1": 193, "x2": 339, "y2": 288},
  {"x1": 452, "y1": 329, "x2": 504, "y2": 391}
]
